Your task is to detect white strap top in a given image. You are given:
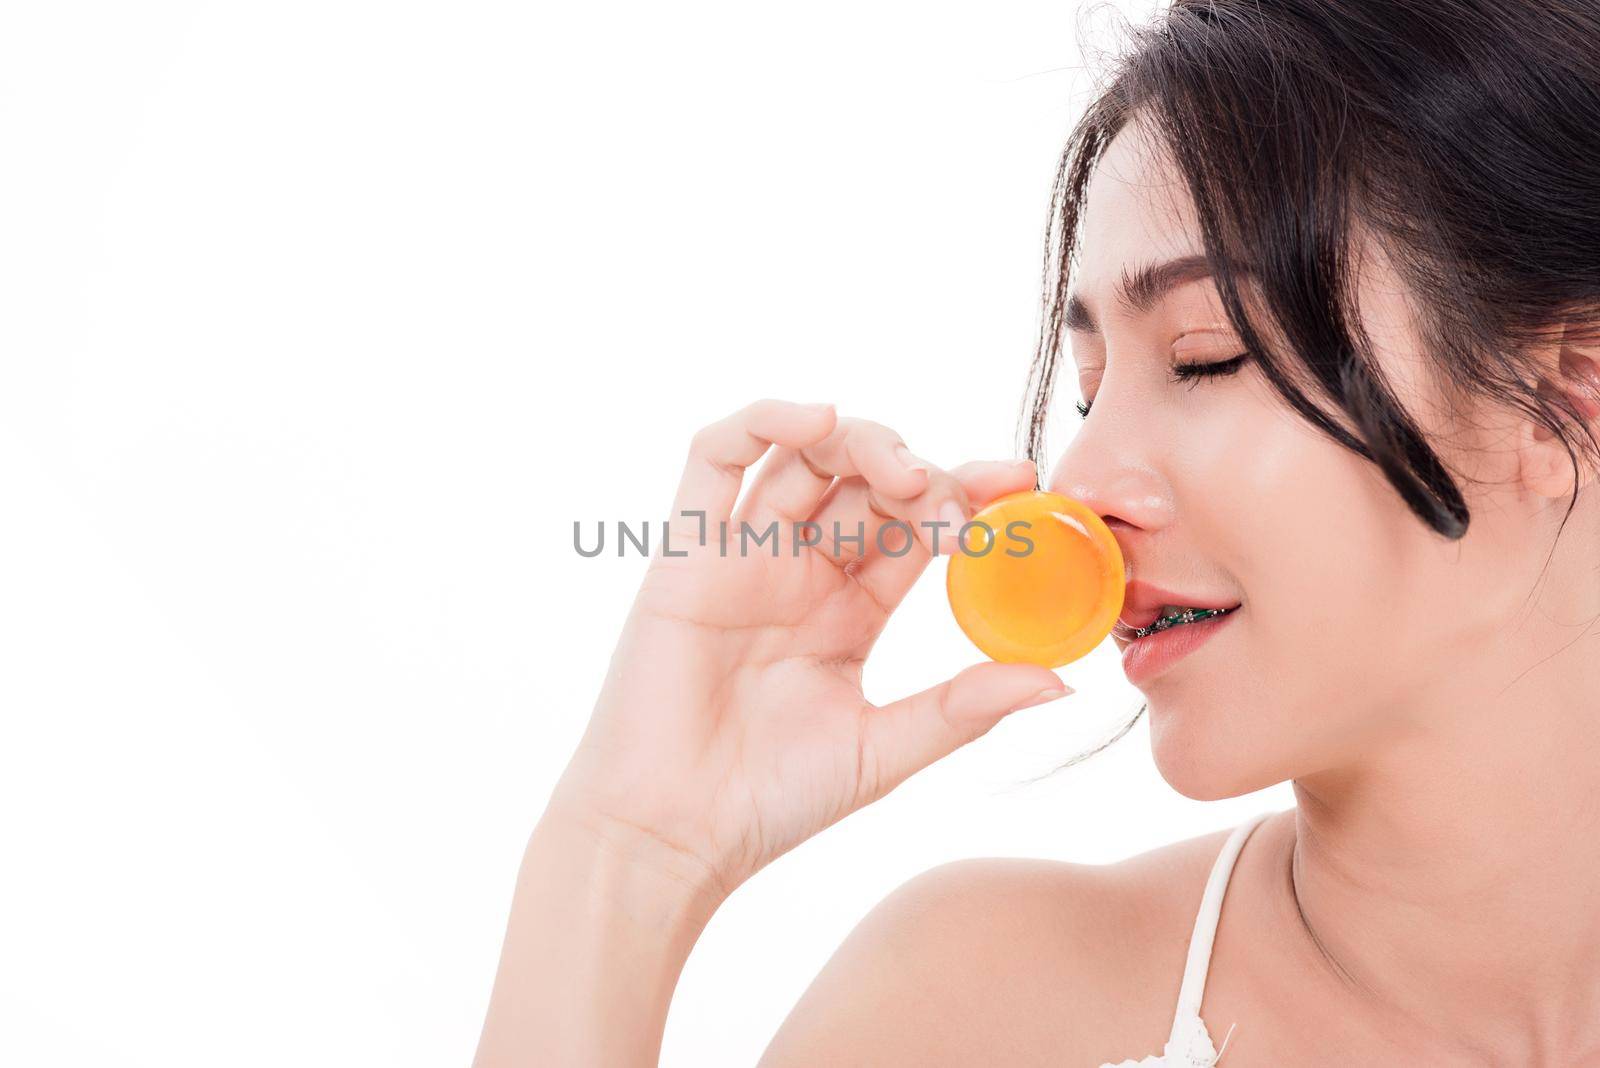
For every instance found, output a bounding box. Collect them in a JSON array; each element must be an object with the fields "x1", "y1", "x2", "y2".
[{"x1": 1096, "y1": 809, "x2": 1277, "y2": 1068}]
